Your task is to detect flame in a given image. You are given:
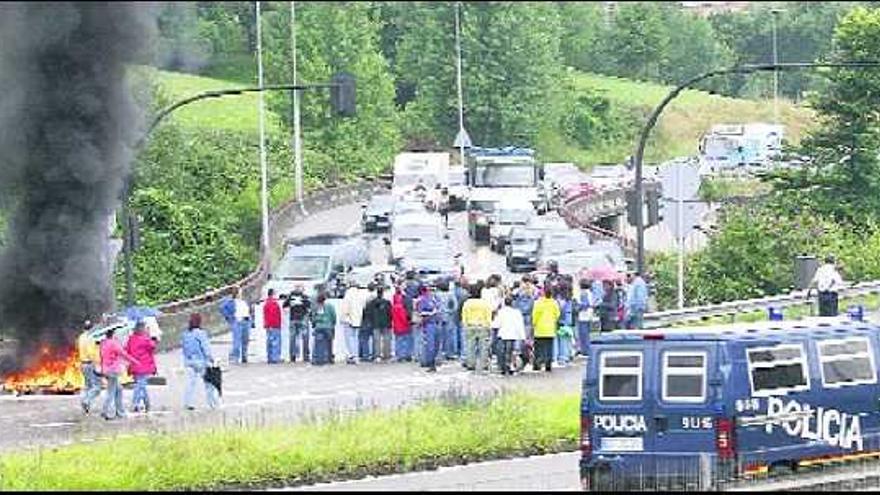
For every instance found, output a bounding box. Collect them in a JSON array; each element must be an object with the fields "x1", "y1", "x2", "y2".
[{"x1": 2, "y1": 346, "x2": 83, "y2": 394}]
